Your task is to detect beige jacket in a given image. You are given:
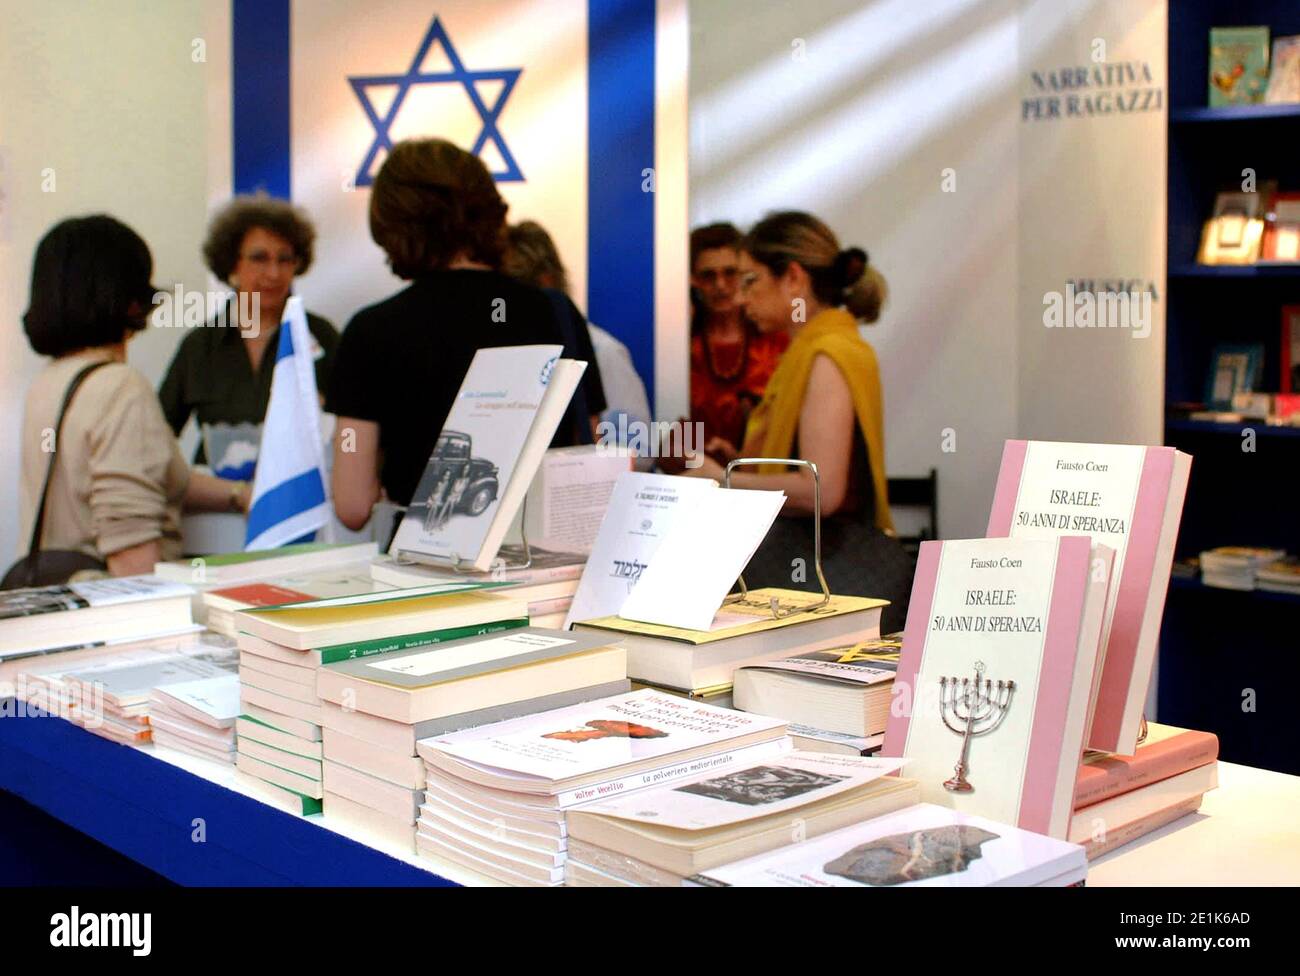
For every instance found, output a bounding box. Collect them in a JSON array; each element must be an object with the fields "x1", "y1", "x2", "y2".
[{"x1": 19, "y1": 350, "x2": 189, "y2": 563}]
